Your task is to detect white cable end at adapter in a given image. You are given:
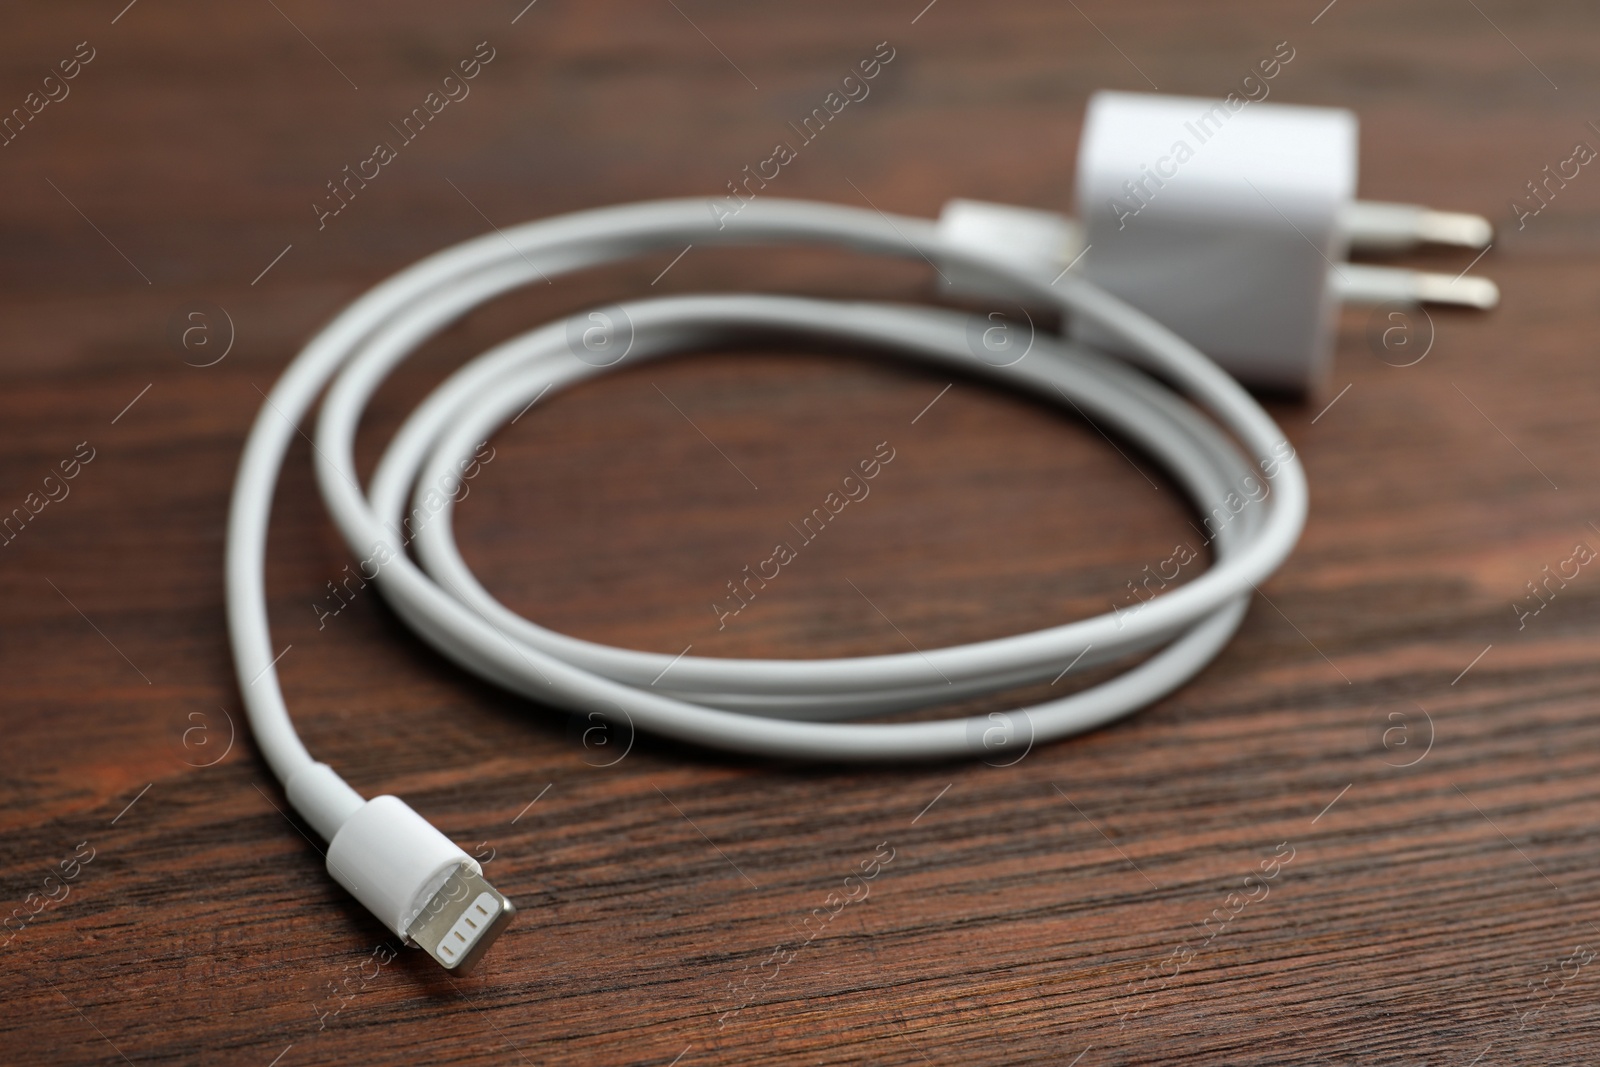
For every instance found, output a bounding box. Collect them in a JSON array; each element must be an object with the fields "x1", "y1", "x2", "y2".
[
  {"x1": 288, "y1": 763, "x2": 515, "y2": 972},
  {"x1": 936, "y1": 198, "x2": 1083, "y2": 302}
]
